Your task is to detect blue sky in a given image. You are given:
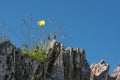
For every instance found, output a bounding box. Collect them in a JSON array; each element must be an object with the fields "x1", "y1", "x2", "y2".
[{"x1": 0, "y1": 0, "x2": 120, "y2": 74}]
